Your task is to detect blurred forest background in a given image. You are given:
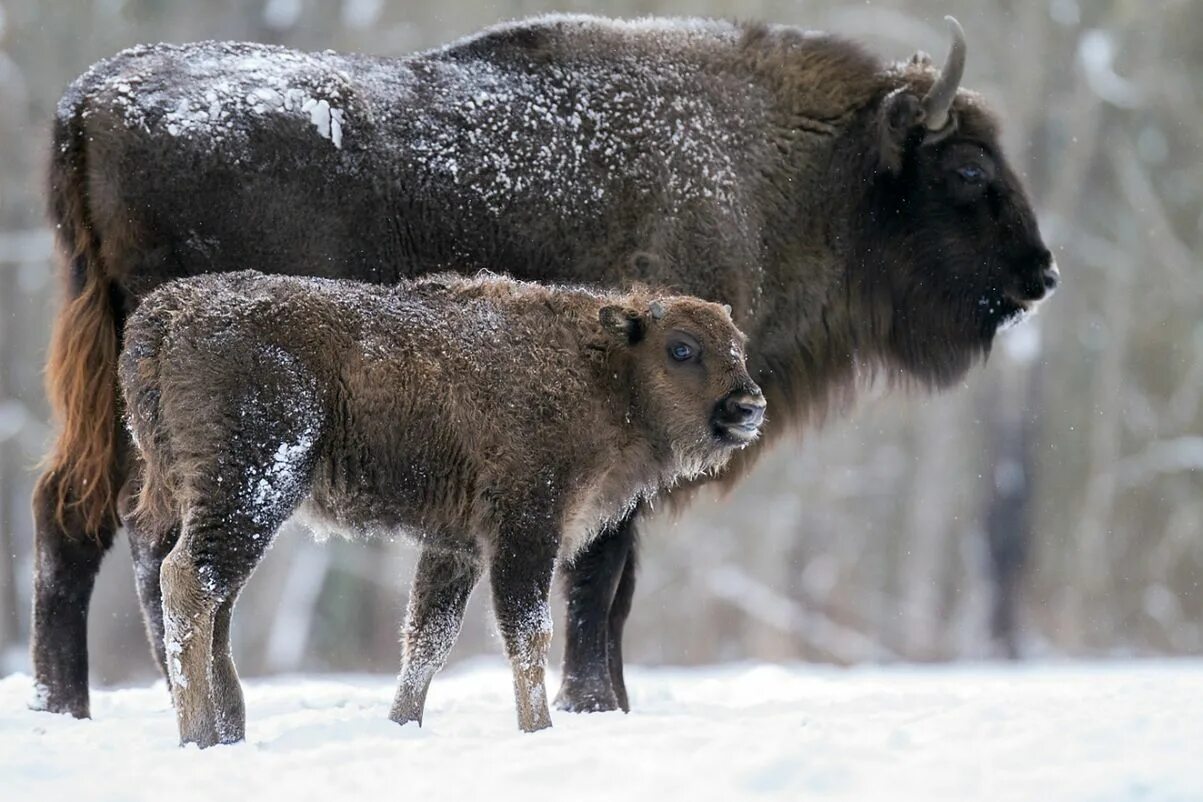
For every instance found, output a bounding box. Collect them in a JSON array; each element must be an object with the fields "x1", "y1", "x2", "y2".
[{"x1": 0, "y1": 0, "x2": 1200, "y2": 685}]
